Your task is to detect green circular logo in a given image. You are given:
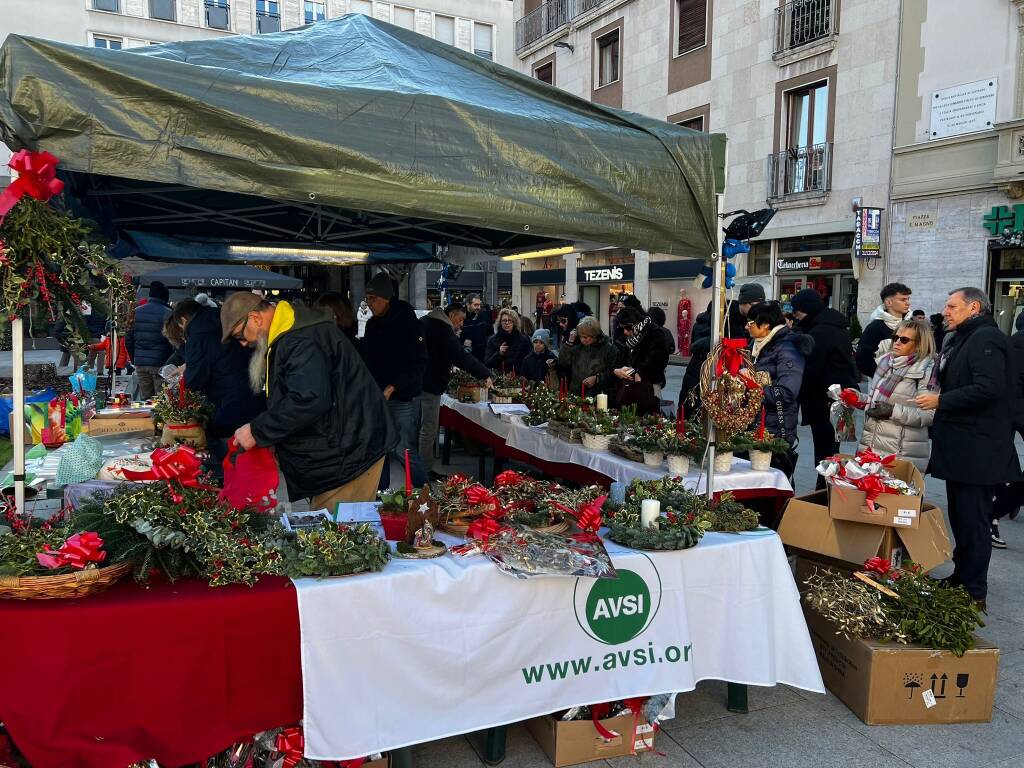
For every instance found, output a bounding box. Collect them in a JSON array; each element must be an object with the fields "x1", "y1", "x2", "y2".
[{"x1": 574, "y1": 557, "x2": 661, "y2": 645}]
